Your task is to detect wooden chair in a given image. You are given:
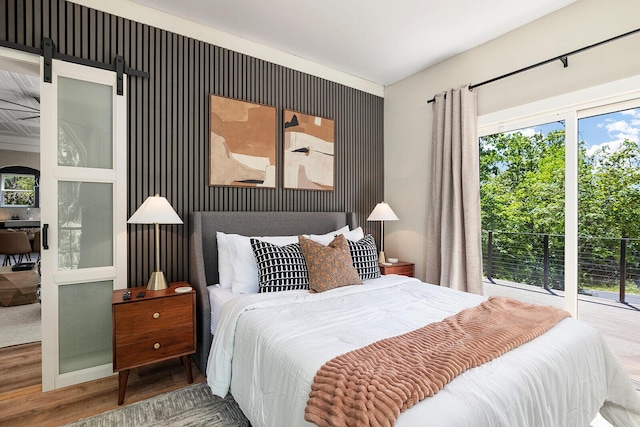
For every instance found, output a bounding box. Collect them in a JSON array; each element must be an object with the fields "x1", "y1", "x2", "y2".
[
  {"x1": 32, "y1": 229, "x2": 41, "y2": 261},
  {"x1": 0, "y1": 231, "x2": 33, "y2": 266}
]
